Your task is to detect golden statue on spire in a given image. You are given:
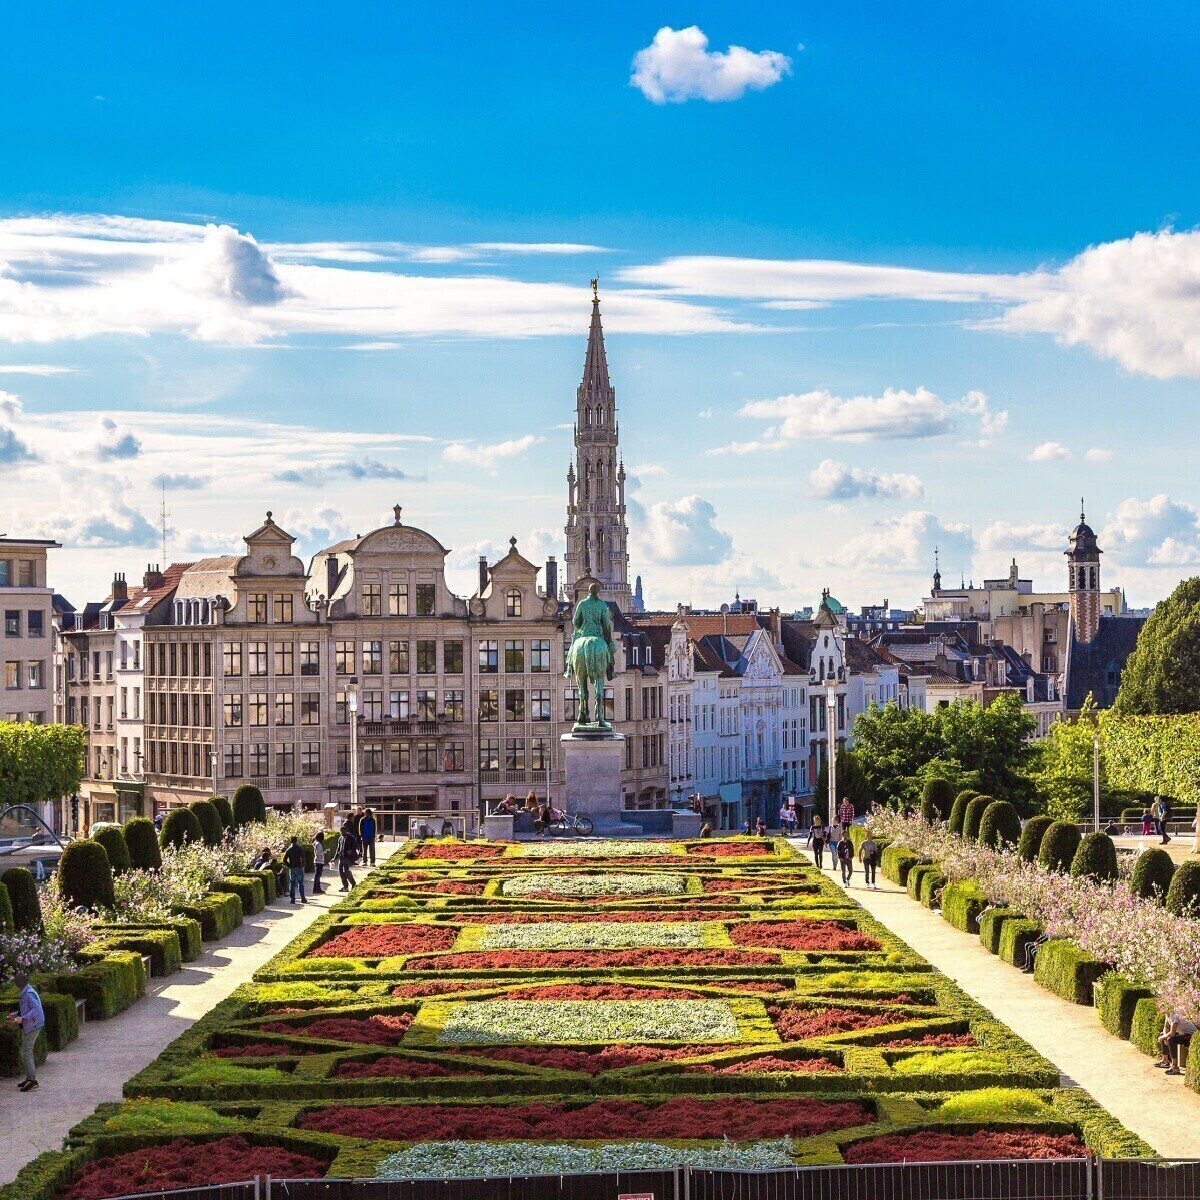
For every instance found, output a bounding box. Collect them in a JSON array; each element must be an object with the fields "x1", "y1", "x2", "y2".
[{"x1": 590, "y1": 276, "x2": 599, "y2": 301}]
